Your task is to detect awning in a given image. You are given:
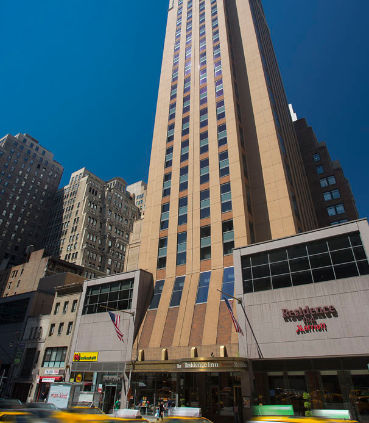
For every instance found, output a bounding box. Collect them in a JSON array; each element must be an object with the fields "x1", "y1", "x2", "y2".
[{"x1": 39, "y1": 376, "x2": 63, "y2": 383}]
